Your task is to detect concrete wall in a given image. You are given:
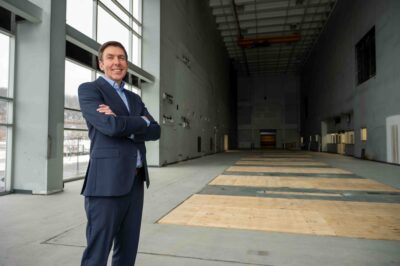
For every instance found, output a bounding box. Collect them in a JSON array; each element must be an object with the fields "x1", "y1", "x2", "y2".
[
  {"x1": 158, "y1": 0, "x2": 233, "y2": 165},
  {"x1": 301, "y1": 0, "x2": 400, "y2": 163},
  {"x1": 237, "y1": 74, "x2": 300, "y2": 149}
]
